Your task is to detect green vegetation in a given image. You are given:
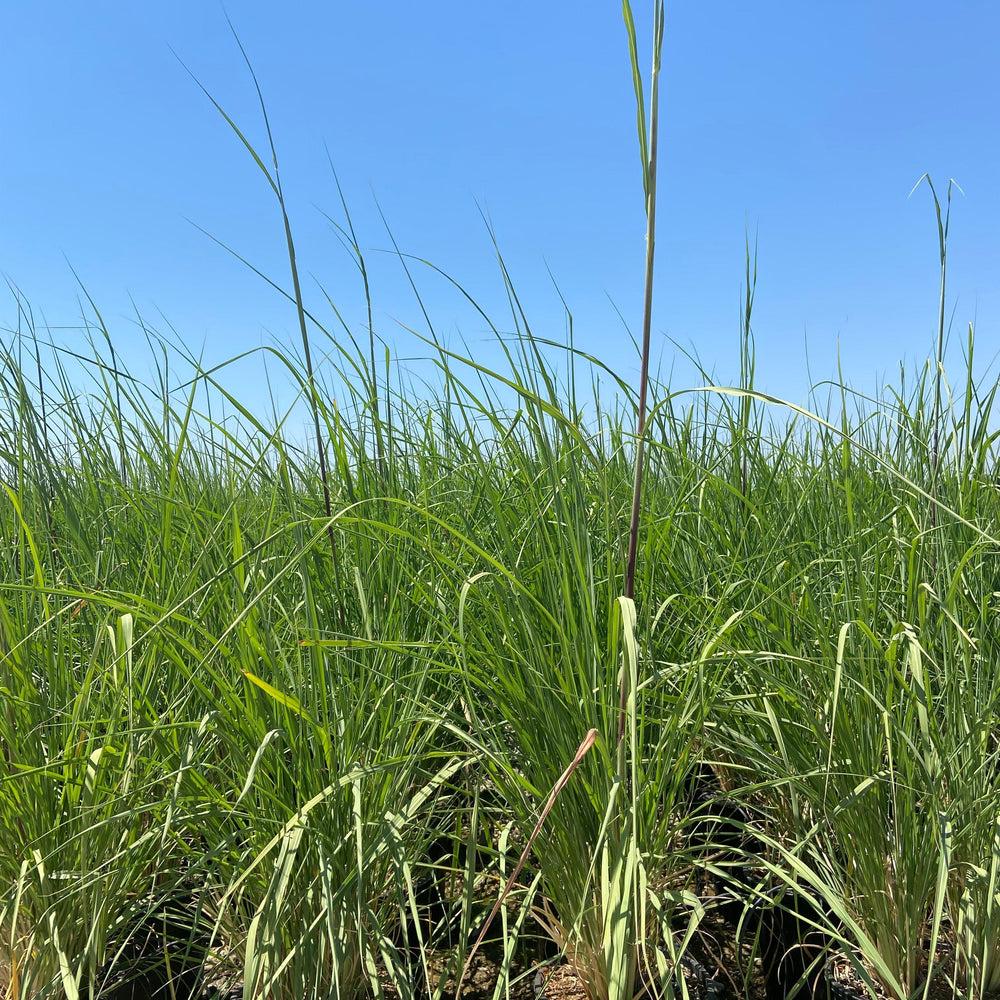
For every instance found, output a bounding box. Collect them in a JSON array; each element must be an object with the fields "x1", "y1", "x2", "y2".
[
  {"x1": 4, "y1": 228, "x2": 999, "y2": 1000},
  {"x1": 4, "y1": 6, "x2": 1000, "y2": 1000}
]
